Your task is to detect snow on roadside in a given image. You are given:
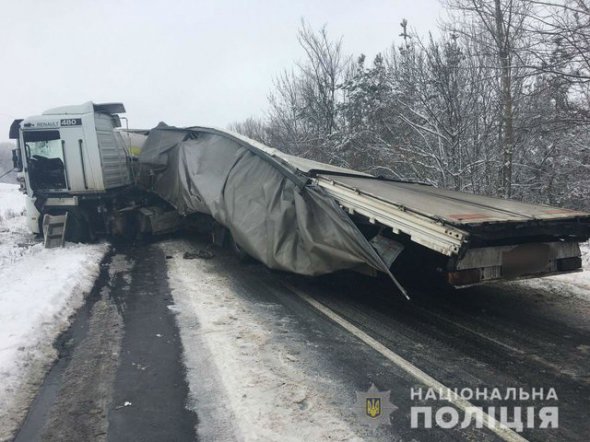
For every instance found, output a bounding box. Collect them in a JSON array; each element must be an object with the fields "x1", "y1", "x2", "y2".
[
  {"x1": 0, "y1": 183, "x2": 33, "y2": 270},
  {"x1": 517, "y1": 241, "x2": 590, "y2": 302},
  {"x1": 0, "y1": 183, "x2": 108, "y2": 441},
  {"x1": 161, "y1": 240, "x2": 362, "y2": 442},
  {"x1": 0, "y1": 183, "x2": 24, "y2": 220}
]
